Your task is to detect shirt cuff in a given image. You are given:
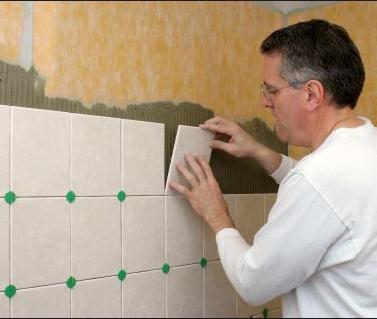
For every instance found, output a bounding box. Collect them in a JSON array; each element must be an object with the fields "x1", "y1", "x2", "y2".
[
  {"x1": 270, "y1": 154, "x2": 297, "y2": 184},
  {"x1": 216, "y1": 228, "x2": 242, "y2": 243}
]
